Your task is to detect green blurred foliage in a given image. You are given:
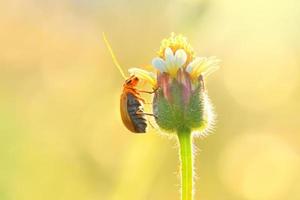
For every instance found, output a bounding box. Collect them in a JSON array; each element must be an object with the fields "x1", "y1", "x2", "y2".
[{"x1": 0, "y1": 0, "x2": 300, "y2": 199}]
